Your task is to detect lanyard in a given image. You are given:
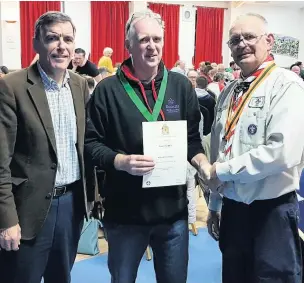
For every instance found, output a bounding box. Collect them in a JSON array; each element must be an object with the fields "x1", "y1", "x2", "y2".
[
  {"x1": 223, "y1": 62, "x2": 276, "y2": 142},
  {"x1": 118, "y1": 68, "x2": 168, "y2": 122}
]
